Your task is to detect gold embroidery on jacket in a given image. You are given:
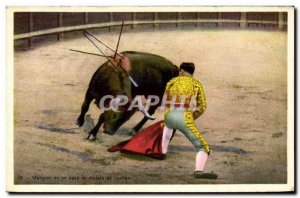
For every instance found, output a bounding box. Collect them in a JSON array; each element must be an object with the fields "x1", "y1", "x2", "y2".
[{"x1": 165, "y1": 76, "x2": 206, "y2": 112}]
